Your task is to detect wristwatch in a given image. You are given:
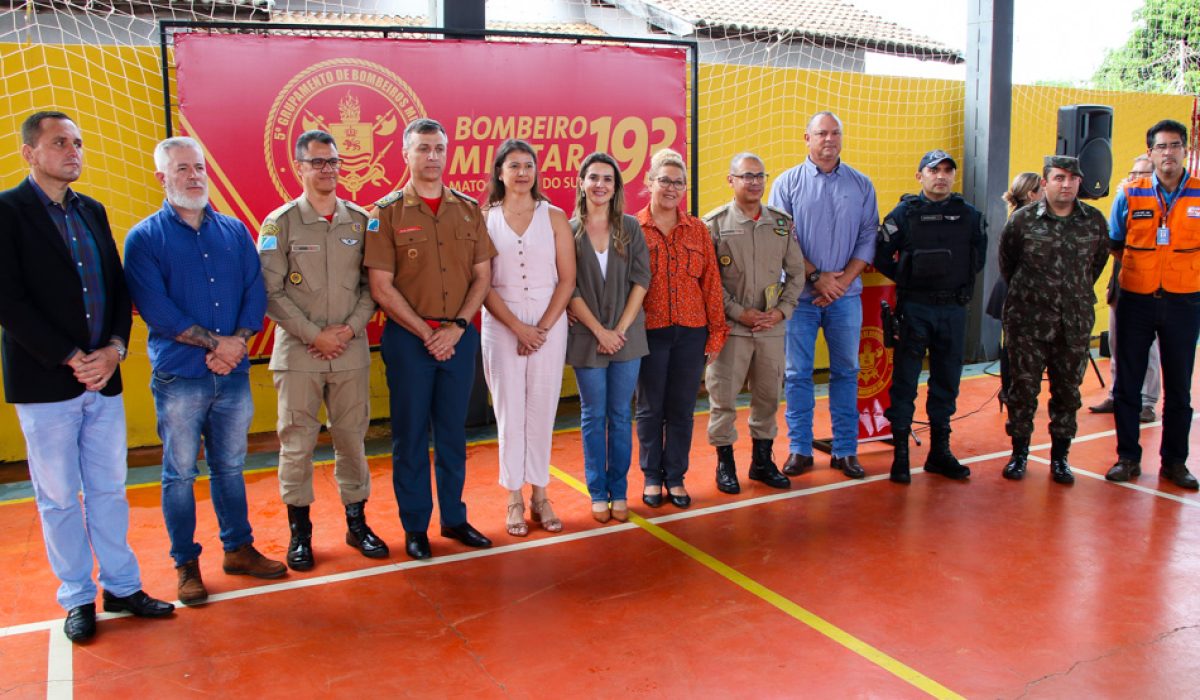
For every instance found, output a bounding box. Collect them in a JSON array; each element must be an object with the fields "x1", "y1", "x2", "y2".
[
  {"x1": 109, "y1": 339, "x2": 127, "y2": 362},
  {"x1": 446, "y1": 318, "x2": 469, "y2": 330},
  {"x1": 806, "y1": 269, "x2": 822, "y2": 285}
]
